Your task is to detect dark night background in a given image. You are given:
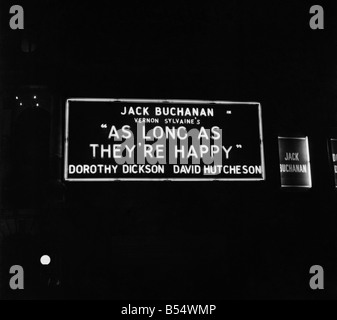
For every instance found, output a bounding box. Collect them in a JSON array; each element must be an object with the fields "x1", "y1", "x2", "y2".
[{"x1": 0, "y1": 0, "x2": 337, "y2": 299}]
